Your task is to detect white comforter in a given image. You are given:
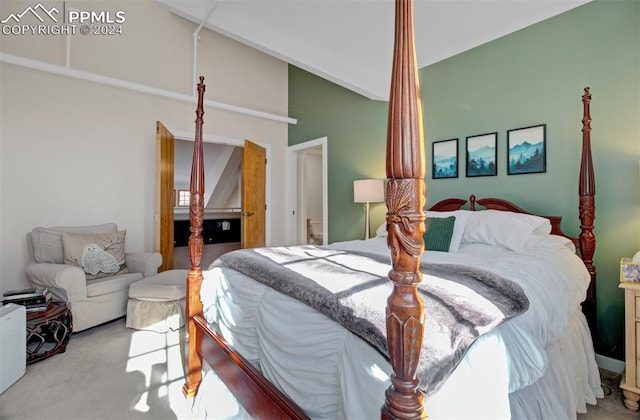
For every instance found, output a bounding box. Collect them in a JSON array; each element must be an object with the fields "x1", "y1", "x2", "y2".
[{"x1": 198, "y1": 236, "x2": 602, "y2": 419}]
